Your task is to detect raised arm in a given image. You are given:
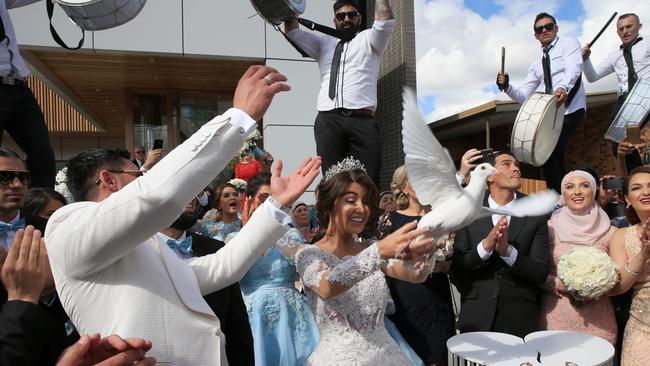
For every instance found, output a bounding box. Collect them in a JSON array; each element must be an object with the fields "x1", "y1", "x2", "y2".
[
  {"x1": 505, "y1": 63, "x2": 541, "y2": 104},
  {"x1": 375, "y1": 0, "x2": 394, "y2": 21},
  {"x1": 46, "y1": 66, "x2": 292, "y2": 279}
]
